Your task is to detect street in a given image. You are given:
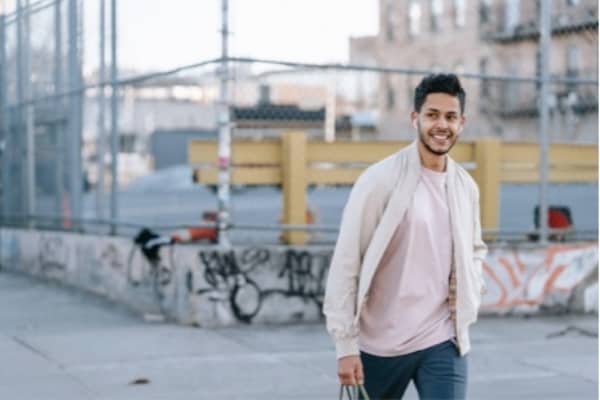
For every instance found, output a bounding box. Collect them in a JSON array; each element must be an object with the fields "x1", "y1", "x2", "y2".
[
  {"x1": 33, "y1": 165, "x2": 598, "y2": 243},
  {"x1": 1, "y1": 270, "x2": 597, "y2": 400}
]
